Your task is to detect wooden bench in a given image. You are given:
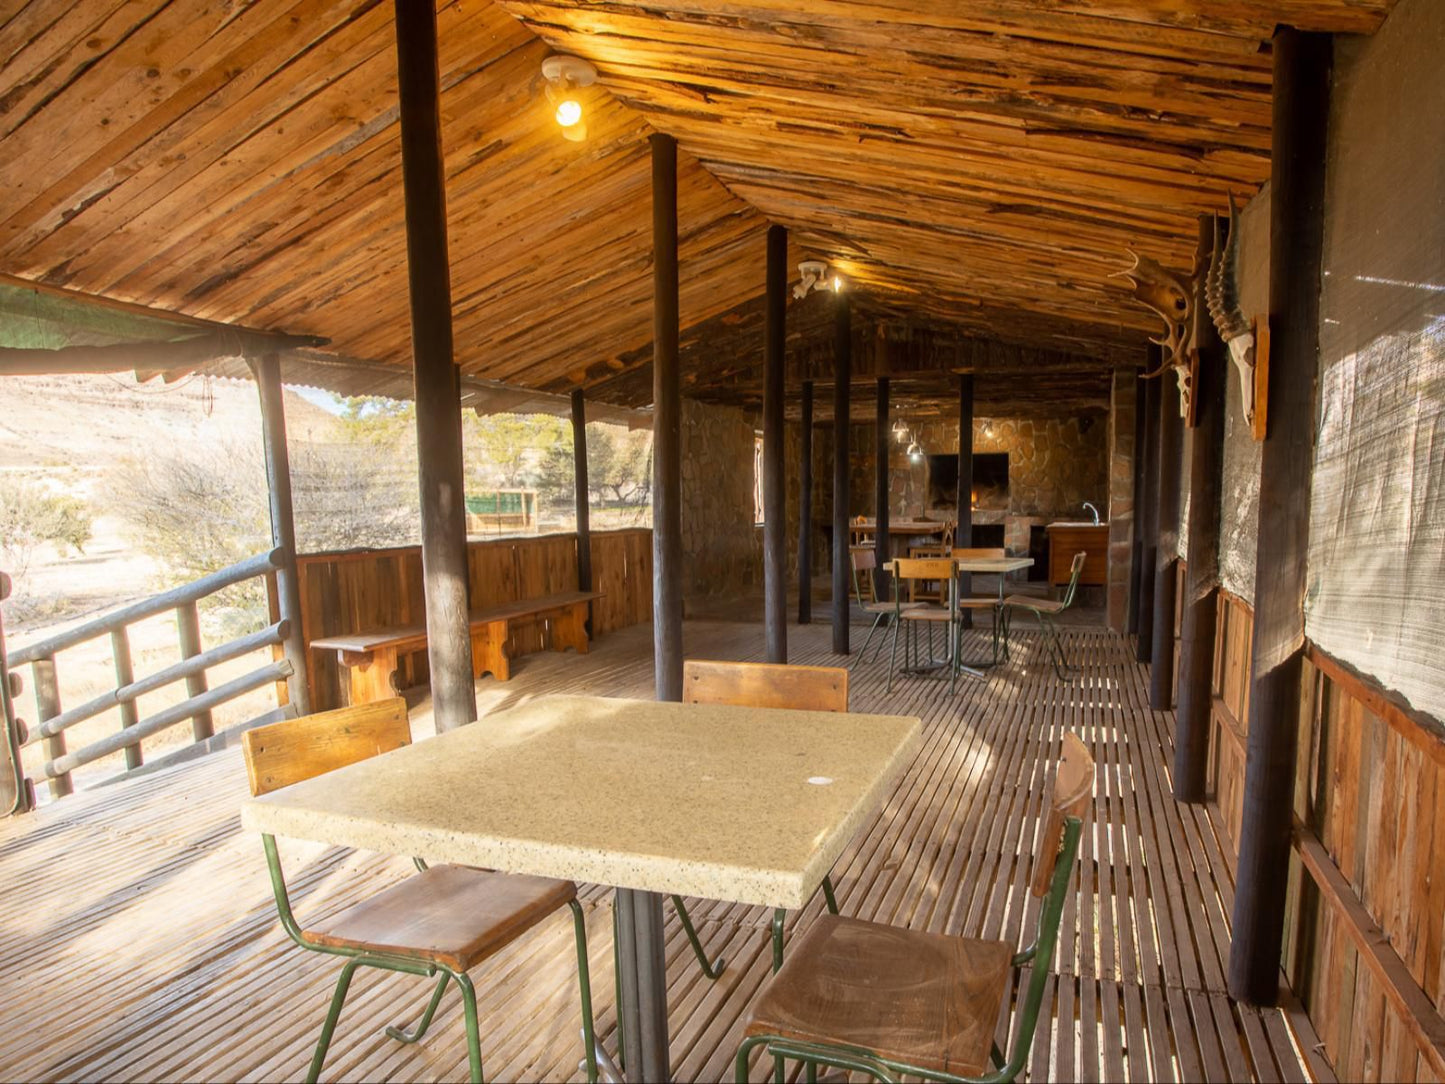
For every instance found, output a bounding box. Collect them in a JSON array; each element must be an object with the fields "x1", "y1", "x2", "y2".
[{"x1": 310, "y1": 590, "x2": 603, "y2": 706}]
